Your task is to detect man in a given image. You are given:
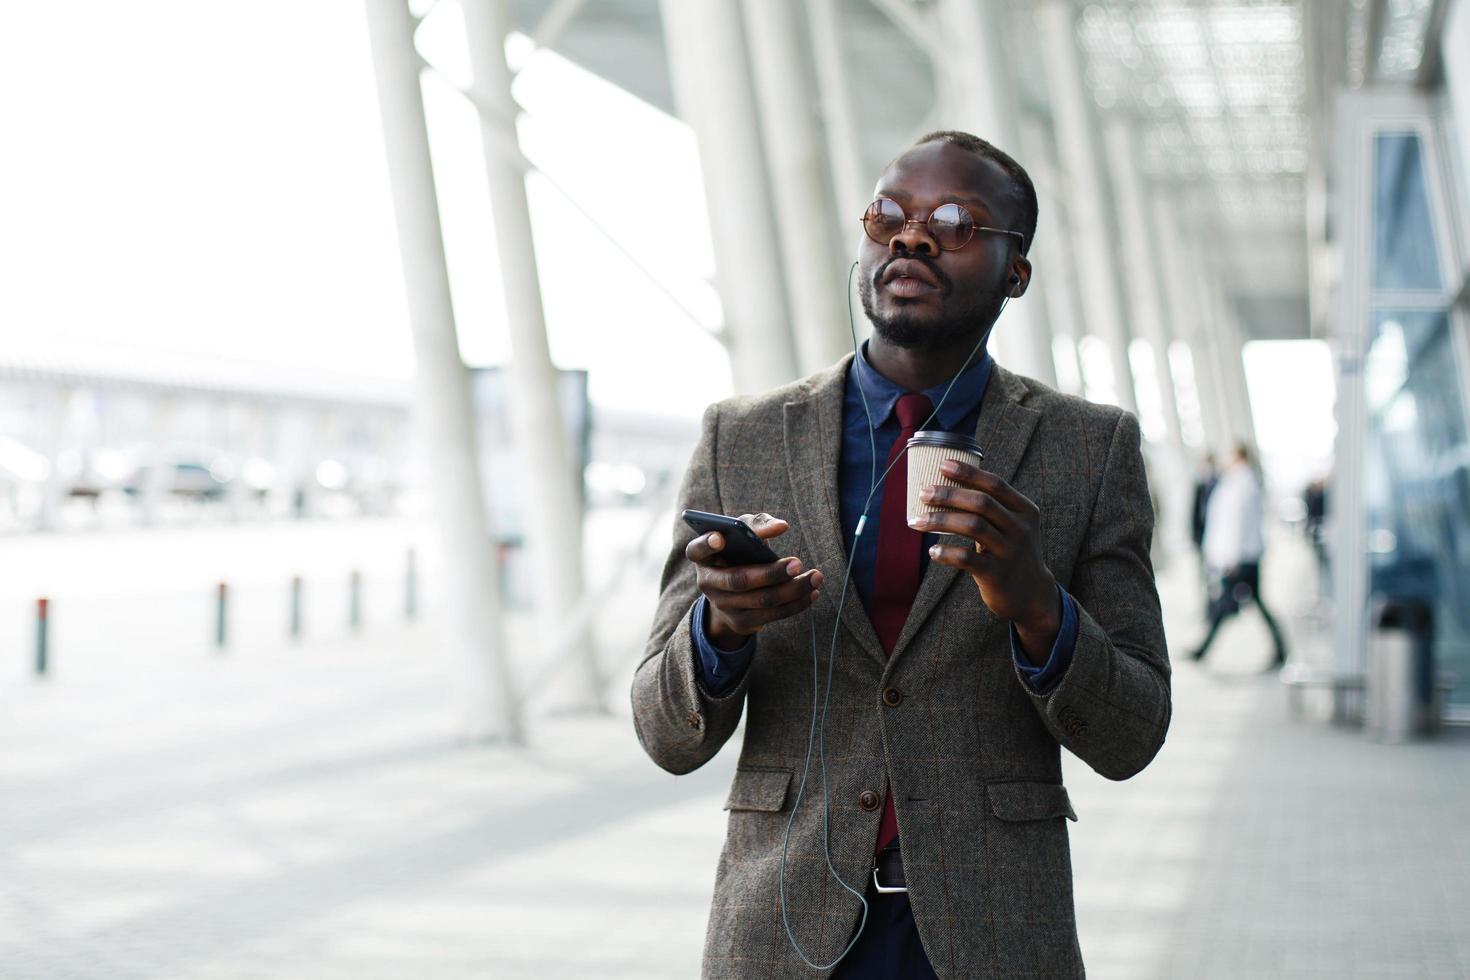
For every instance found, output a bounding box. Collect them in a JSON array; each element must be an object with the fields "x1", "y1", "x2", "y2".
[
  {"x1": 633, "y1": 131, "x2": 1171, "y2": 979},
  {"x1": 1191, "y1": 453, "x2": 1218, "y2": 588},
  {"x1": 1303, "y1": 476, "x2": 1328, "y2": 588},
  {"x1": 1190, "y1": 442, "x2": 1287, "y2": 668}
]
